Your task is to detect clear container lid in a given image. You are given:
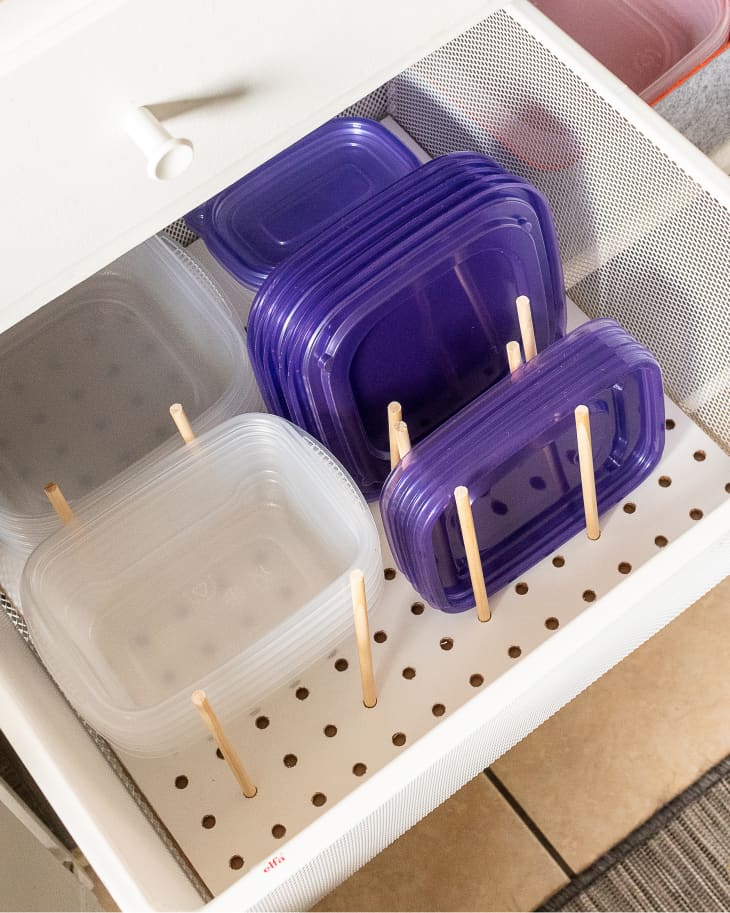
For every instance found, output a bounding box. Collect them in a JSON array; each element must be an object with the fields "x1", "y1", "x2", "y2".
[
  {"x1": 0, "y1": 235, "x2": 263, "y2": 555},
  {"x1": 20, "y1": 414, "x2": 383, "y2": 756}
]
